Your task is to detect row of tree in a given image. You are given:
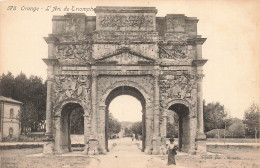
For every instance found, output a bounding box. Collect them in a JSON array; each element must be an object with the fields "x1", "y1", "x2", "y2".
[
  {"x1": 0, "y1": 72, "x2": 46, "y2": 132},
  {"x1": 203, "y1": 101, "x2": 259, "y2": 138}
]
